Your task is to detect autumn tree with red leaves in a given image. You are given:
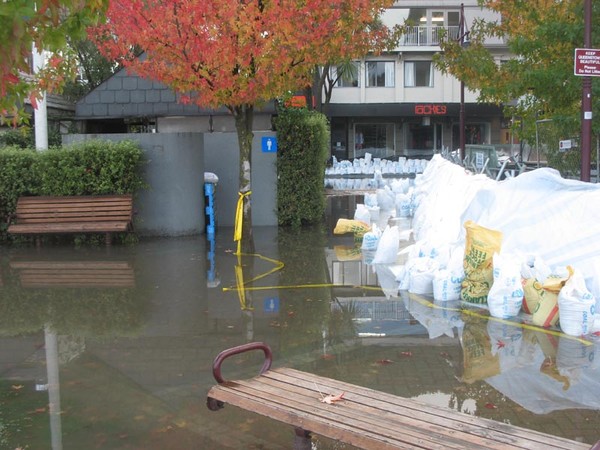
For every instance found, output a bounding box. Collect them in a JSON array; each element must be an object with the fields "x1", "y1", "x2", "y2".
[
  {"x1": 0, "y1": 0, "x2": 108, "y2": 124},
  {"x1": 93, "y1": 0, "x2": 395, "y2": 245}
]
